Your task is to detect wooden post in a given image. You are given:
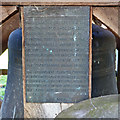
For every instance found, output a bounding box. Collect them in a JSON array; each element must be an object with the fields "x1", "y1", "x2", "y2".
[
  {"x1": 0, "y1": 12, "x2": 20, "y2": 55},
  {"x1": 89, "y1": 6, "x2": 92, "y2": 99},
  {"x1": 21, "y1": 6, "x2": 26, "y2": 107},
  {"x1": 117, "y1": 5, "x2": 120, "y2": 94}
]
